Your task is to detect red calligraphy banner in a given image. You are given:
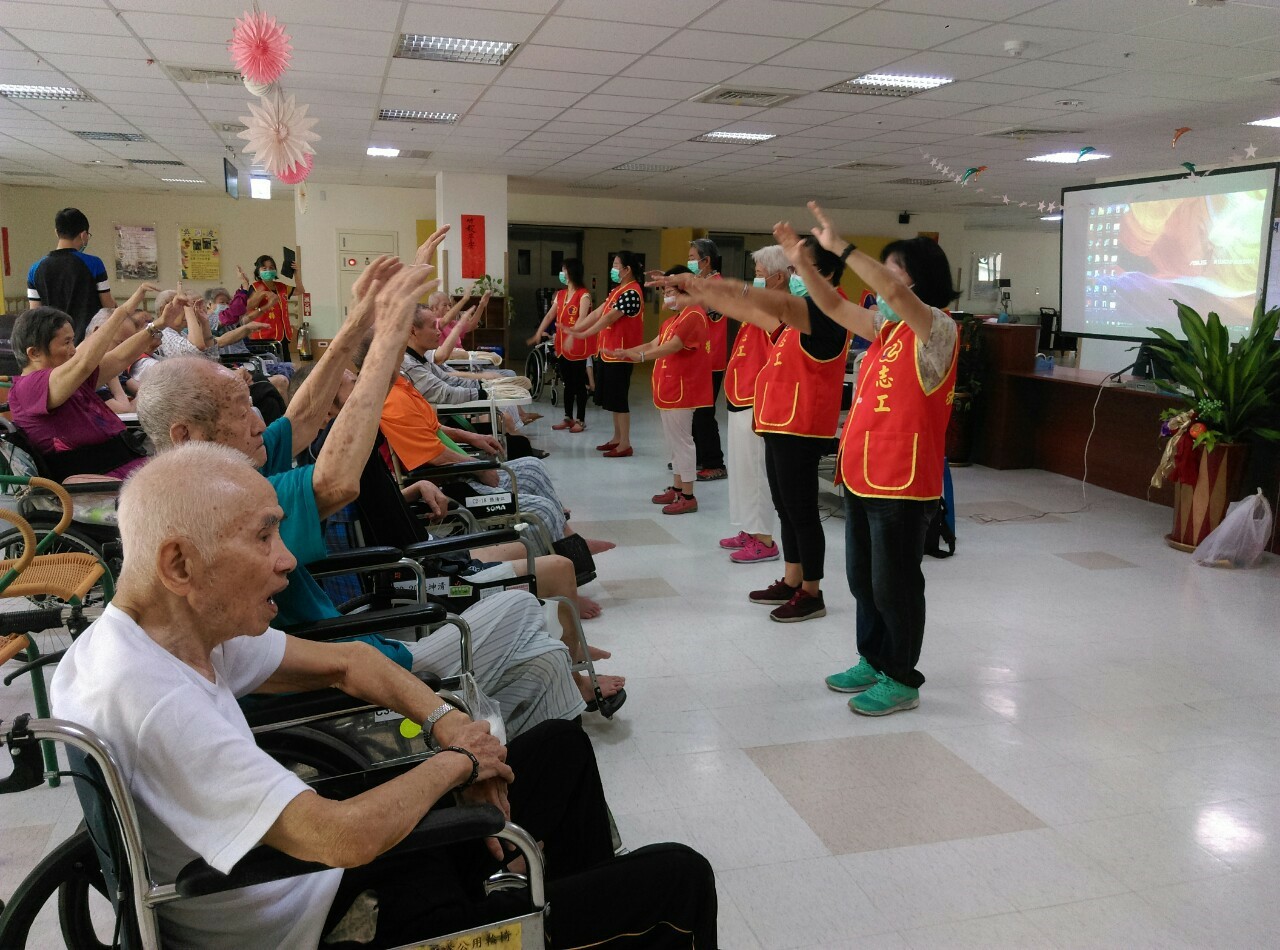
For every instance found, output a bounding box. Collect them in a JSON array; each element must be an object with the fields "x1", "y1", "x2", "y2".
[{"x1": 460, "y1": 214, "x2": 486, "y2": 279}]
